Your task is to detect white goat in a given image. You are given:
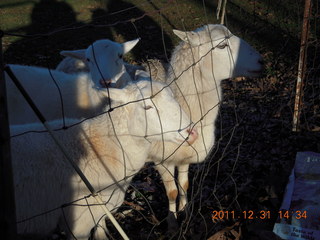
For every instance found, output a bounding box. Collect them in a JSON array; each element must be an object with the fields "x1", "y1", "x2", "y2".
[
  {"x1": 11, "y1": 80, "x2": 198, "y2": 240},
  {"x1": 6, "y1": 39, "x2": 138, "y2": 127},
  {"x1": 54, "y1": 25, "x2": 264, "y2": 223},
  {"x1": 56, "y1": 42, "x2": 167, "y2": 83},
  {"x1": 147, "y1": 24, "x2": 264, "y2": 218},
  {"x1": 56, "y1": 38, "x2": 141, "y2": 88}
]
